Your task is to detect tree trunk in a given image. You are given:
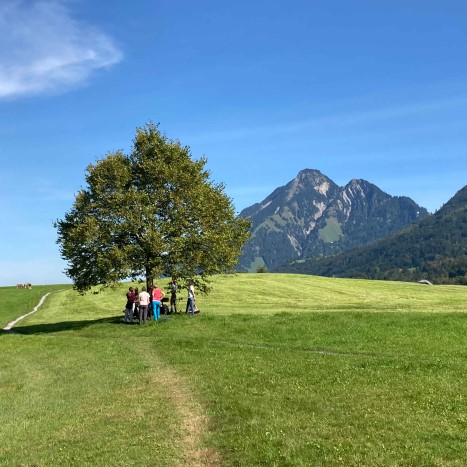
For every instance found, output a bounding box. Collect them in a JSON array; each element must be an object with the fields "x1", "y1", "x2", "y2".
[{"x1": 145, "y1": 266, "x2": 154, "y2": 292}]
